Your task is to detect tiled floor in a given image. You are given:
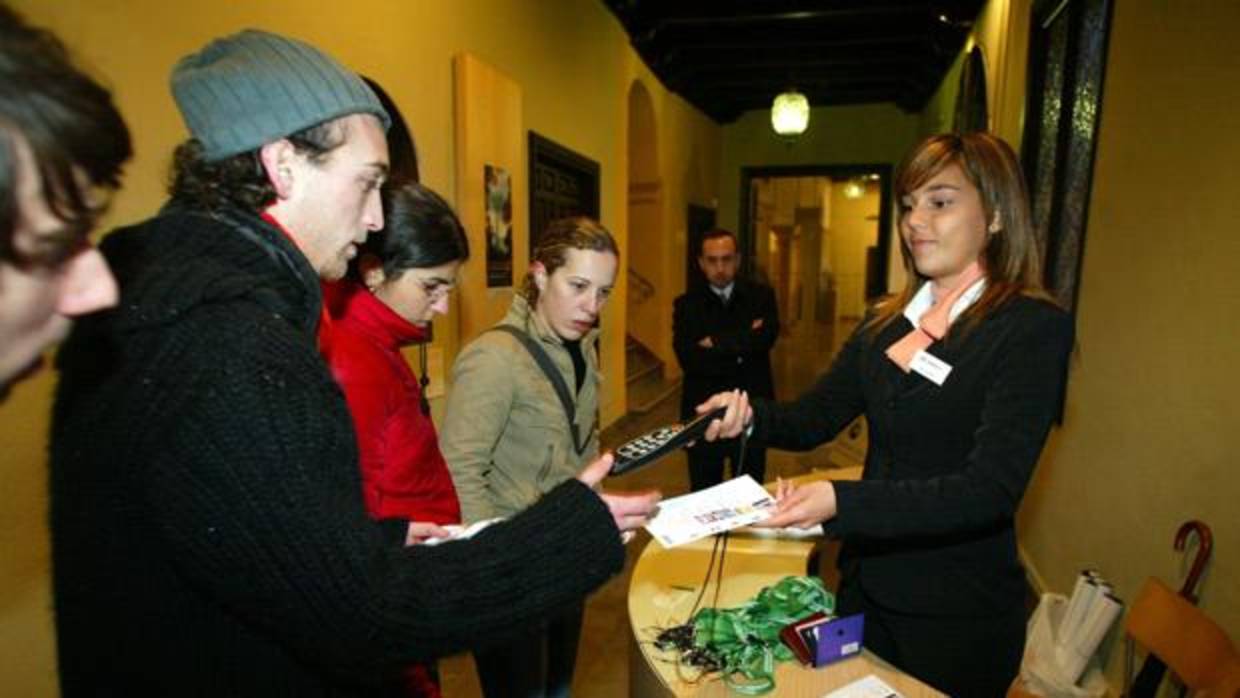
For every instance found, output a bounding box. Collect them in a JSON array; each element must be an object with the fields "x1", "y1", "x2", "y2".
[{"x1": 439, "y1": 317, "x2": 850, "y2": 696}]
